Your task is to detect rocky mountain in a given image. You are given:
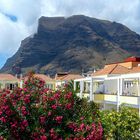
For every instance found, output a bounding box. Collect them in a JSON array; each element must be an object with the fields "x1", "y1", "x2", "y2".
[{"x1": 1, "y1": 15, "x2": 140, "y2": 75}]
